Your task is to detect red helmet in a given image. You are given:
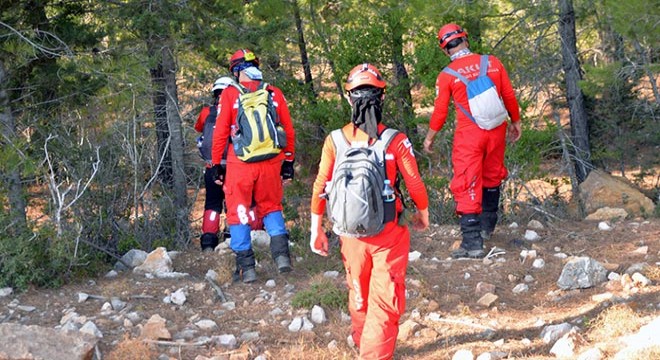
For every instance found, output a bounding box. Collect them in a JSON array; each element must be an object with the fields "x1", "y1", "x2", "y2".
[
  {"x1": 344, "y1": 63, "x2": 386, "y2": 91},
  {"x1": 437, "y1": 23, "x2": 468, "y2": 49},
  {"x1": 229, "y1": 49, "x2": 260, "y2": 72}
]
